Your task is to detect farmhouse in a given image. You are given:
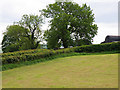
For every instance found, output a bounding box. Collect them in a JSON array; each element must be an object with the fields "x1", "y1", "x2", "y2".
[{"x1": 101, "y1": 35, "x2": 120, "y2": 43}]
